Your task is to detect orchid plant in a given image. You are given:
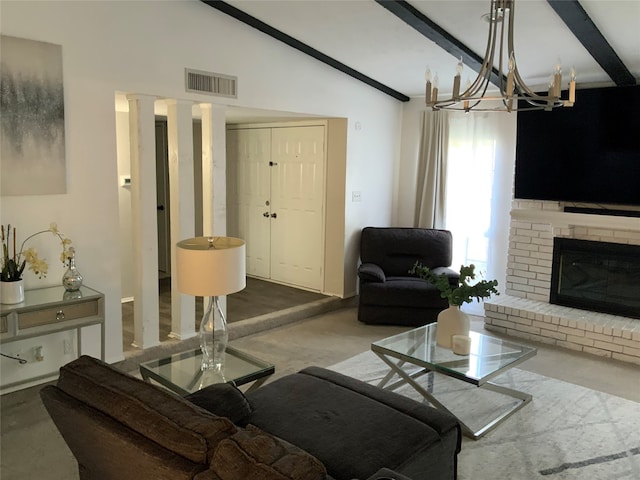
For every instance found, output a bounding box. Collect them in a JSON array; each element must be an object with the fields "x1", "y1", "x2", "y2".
[{"x1": 1, "y1": 223, "x2": 73, "y2": 282}]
